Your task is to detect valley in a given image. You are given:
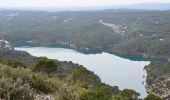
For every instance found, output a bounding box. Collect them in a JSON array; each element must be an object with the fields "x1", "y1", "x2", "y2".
[{"x1": 0, "y1": 9, "x2": 169, "y2": 99}]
